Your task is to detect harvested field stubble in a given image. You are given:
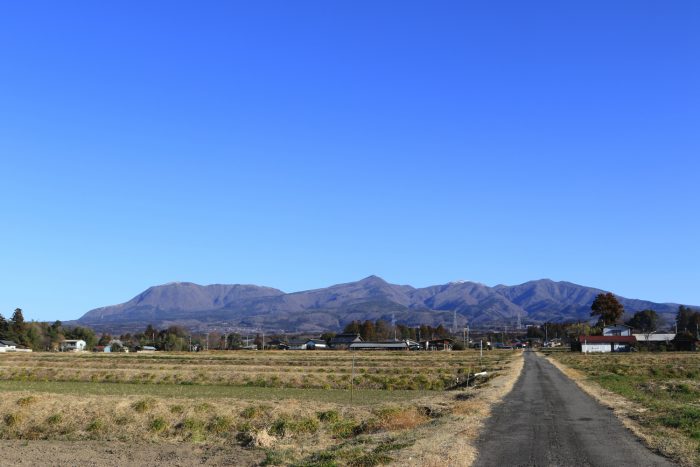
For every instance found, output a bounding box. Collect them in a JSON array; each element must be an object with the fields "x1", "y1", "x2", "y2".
[
  {"x1": 0, "y1": 351, "x2": 512, "y2": 390},
  {"x1": 0, "y1": 350, "x2": 520, "y2": 465}
]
